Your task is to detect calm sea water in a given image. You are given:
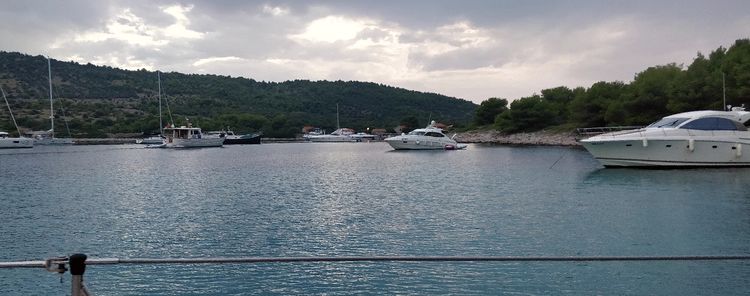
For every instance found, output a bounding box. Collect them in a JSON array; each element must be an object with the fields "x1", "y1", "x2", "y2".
[{"x1": 1, "y1": 143, "x2": 749, "y2": 295}]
